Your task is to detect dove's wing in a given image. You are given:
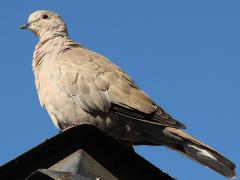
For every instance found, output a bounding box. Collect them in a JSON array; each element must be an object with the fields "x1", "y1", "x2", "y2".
[{"x1": 54, "y1": 43, "x2": 185, "y2": 129}]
